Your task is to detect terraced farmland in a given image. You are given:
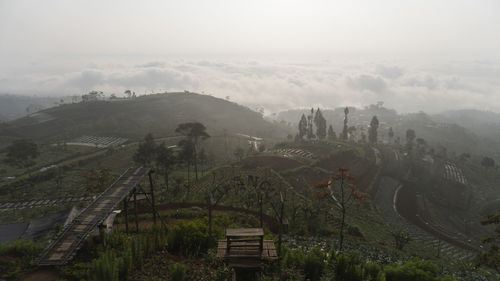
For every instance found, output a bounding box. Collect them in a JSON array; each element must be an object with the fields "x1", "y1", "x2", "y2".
[
  {"x1": 374, "y1": 177, "x2": 476, "y2": 264},
  {"x1": 0, "y1": 196, "x2": 94, "y2": 212},
  {"x1": 66, "y1": 135, "x2": 128, "y2": 148},
  {"x1": 444, "y1": 161, "x2": 467, "y2": 185},
  {"x1": 275, "y1": 148, "x2": 316, "y2": 159}
]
